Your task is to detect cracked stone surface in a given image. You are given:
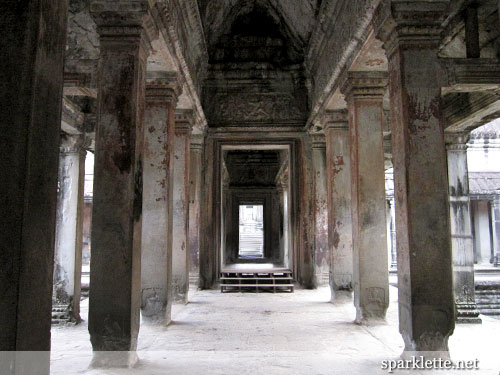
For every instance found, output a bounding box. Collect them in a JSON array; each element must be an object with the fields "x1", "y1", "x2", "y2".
[{"x1": 51, "y1": 285, "x2": 500, "y2": 374}]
